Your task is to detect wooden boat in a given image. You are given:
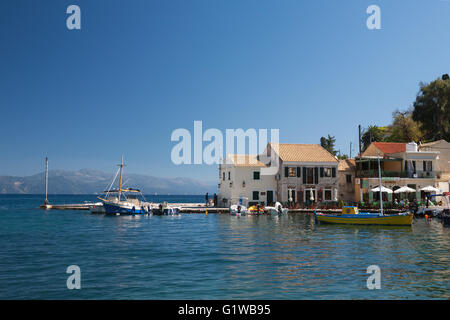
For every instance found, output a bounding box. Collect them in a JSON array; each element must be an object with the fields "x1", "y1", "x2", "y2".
[
  {"x1": 315, "y1": 207, "x2": 413, "y2": 226},
  {"x1": 98, "y1": 157, "x2": 152, "y2": 215},
  {"x1": 315, "y1": 154, "x2": 413, "y2": 226}
]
